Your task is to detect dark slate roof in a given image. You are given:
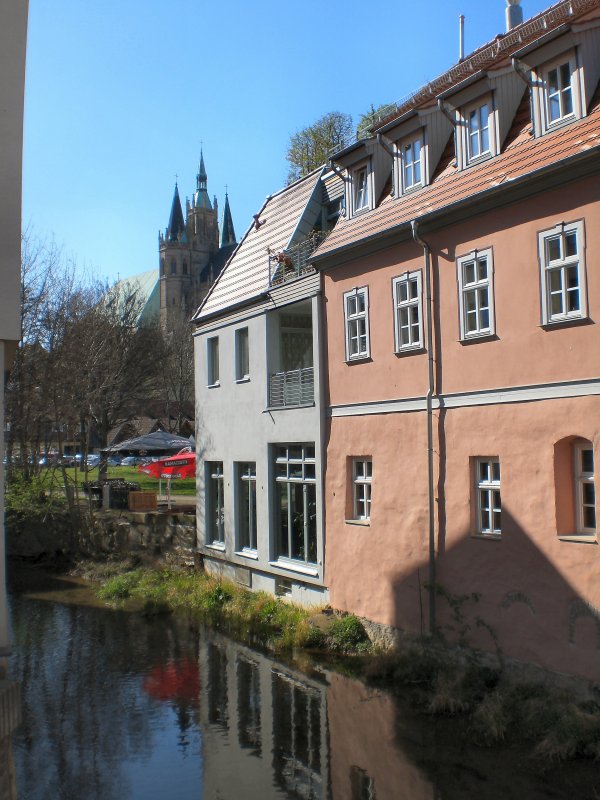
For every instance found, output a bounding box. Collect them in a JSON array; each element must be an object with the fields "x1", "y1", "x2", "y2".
[
  {"x1": 166, "y1": 183, "x2": 185, "y2": 241},
  {"x1": 200, "y1": 243, "x2": 237, "y2": 285},
  {"x1": 220, "y1": 192, "x2": 236, "y2": 247}
]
